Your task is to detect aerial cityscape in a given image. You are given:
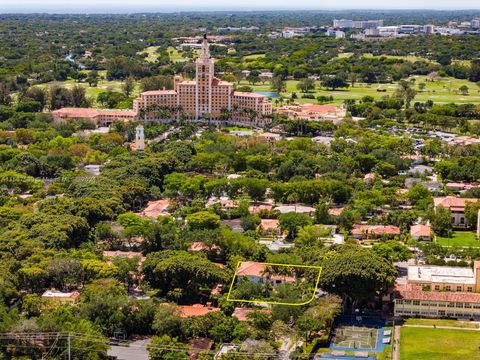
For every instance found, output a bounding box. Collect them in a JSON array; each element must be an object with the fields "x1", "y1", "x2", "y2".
[{"x1": 1, "y1": 3, "x2": 480, "y2": 360}]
